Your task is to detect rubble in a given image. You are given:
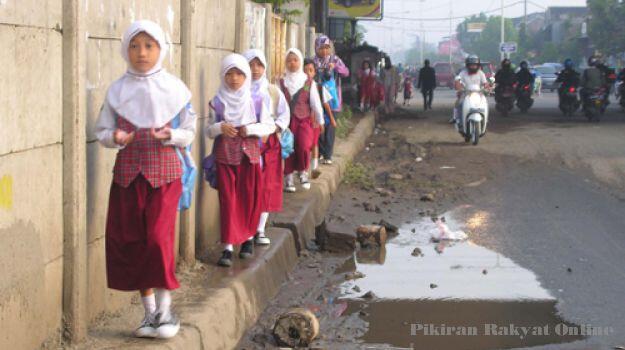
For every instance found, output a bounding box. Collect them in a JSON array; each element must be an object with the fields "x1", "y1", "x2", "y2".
[
  {"x1": 356, "y1": 225, "x2": 387, "y2": 247},
  {"x1": 273, "y1": 308, "x2": 319, "y2": 347}
]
